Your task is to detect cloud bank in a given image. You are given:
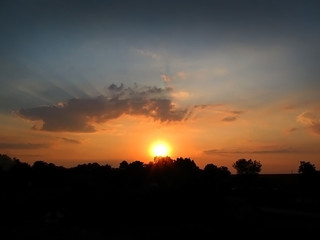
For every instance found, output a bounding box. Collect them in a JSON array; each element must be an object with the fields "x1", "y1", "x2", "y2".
[{"x1": 17, "y1": 84, "x2": 190, "y2": 132}]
